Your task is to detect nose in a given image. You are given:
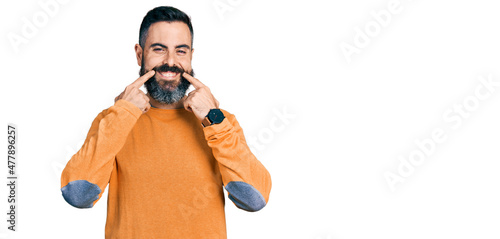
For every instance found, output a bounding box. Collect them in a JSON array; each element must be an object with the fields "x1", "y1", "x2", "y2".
[{"x1": 163, "y1": 51, "x2": 177, "y2": 67}]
